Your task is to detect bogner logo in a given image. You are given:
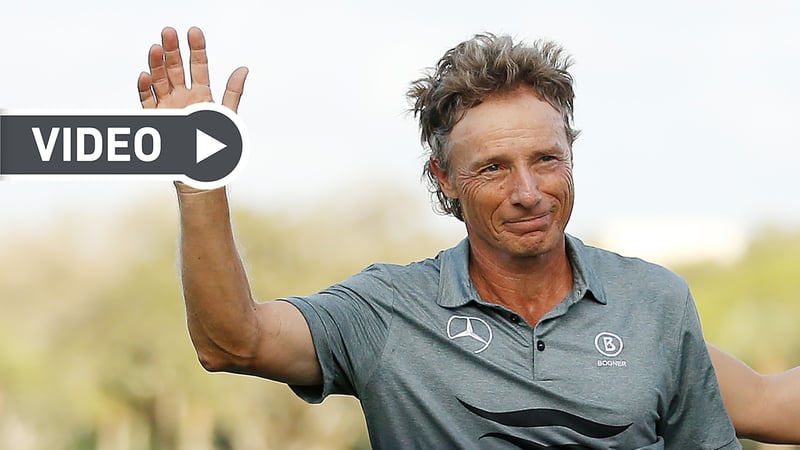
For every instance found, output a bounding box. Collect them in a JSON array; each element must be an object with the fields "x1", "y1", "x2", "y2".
[
  {"x1": 447, "y1": 315, "x2": 493, "y2": 354},
  {"x1": 594, "y1": 332, "x2": 627, "y2": 368}
]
